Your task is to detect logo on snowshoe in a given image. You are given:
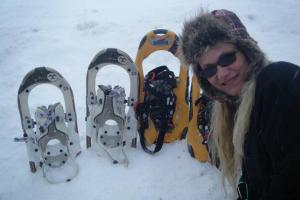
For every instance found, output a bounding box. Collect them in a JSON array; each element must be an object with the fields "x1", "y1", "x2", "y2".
[
  {"x1": 117, "y1": 56, "x2": 128, "y2": 65},
  {"x1": 47, "y1": 73, "x2": 59, "y2": 82}
]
